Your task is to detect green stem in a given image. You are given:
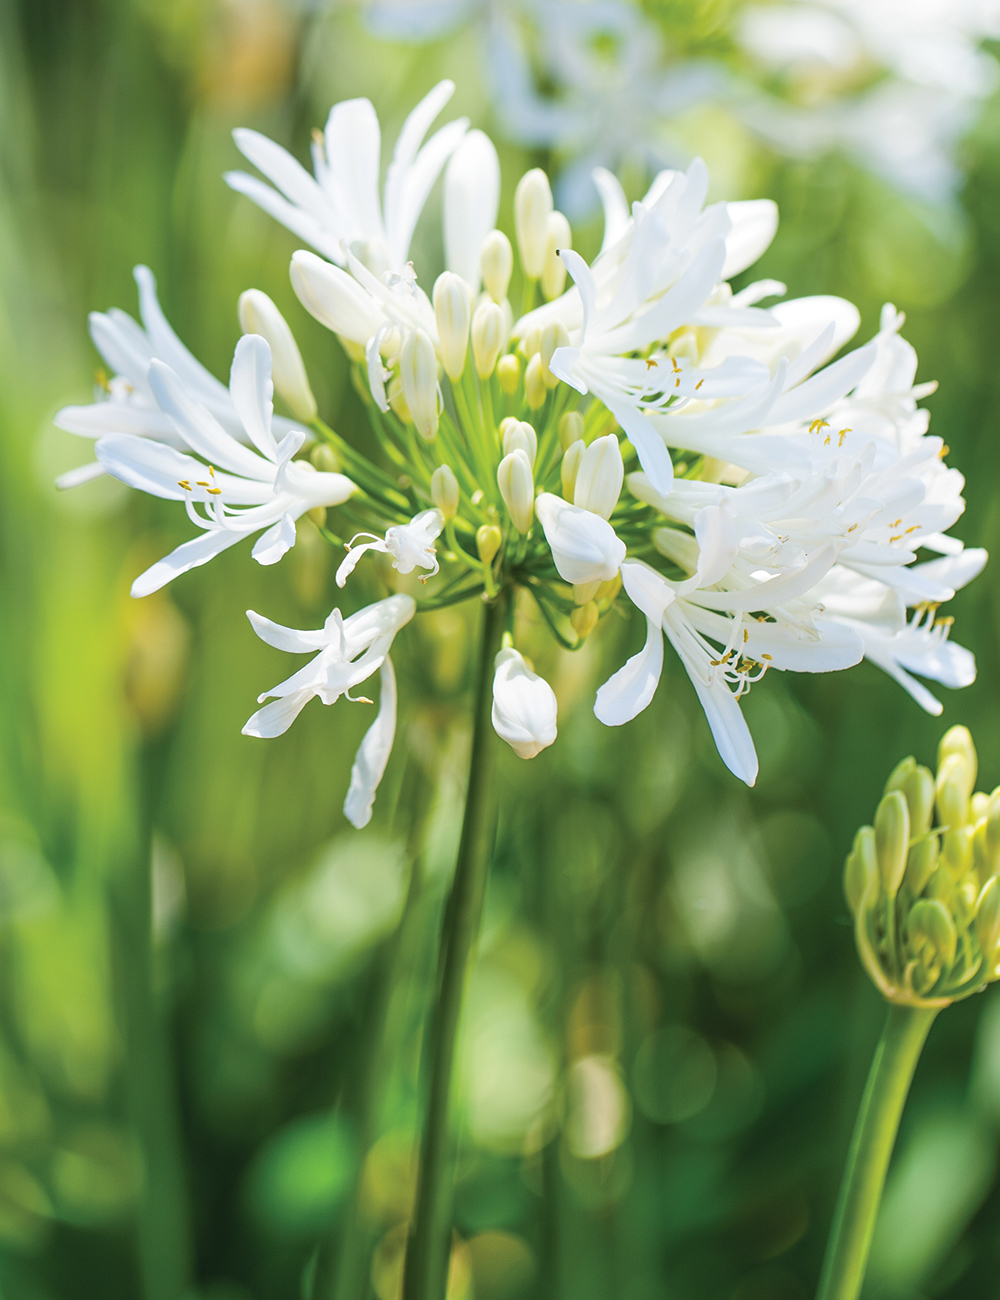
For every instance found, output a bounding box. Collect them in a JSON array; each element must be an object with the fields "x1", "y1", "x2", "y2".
[
  {"x1": 816, "y1": 1003, "x2": 938, "y2": 1300},
  {"x1": 402, "y1": 591, "x2": 508, "y2": 1300}
]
